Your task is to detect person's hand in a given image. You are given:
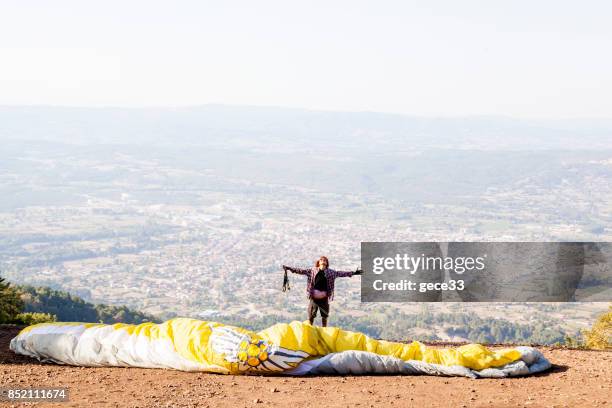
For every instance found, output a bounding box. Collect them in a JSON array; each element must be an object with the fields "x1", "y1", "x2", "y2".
[{"x1": 354, "y1": 268, "x2": 363, "y2": 275}]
